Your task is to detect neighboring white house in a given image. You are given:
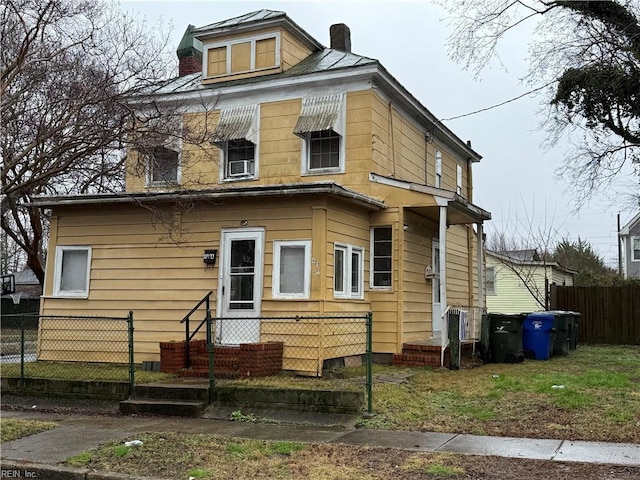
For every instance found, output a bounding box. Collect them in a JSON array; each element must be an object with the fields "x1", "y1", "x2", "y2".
[
  {"x1": 619, "y1": 212, "x2": 640, "y2": 279},
  {"x1": 486, "y1": 250, "x2": 577, "y2": 314}
]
